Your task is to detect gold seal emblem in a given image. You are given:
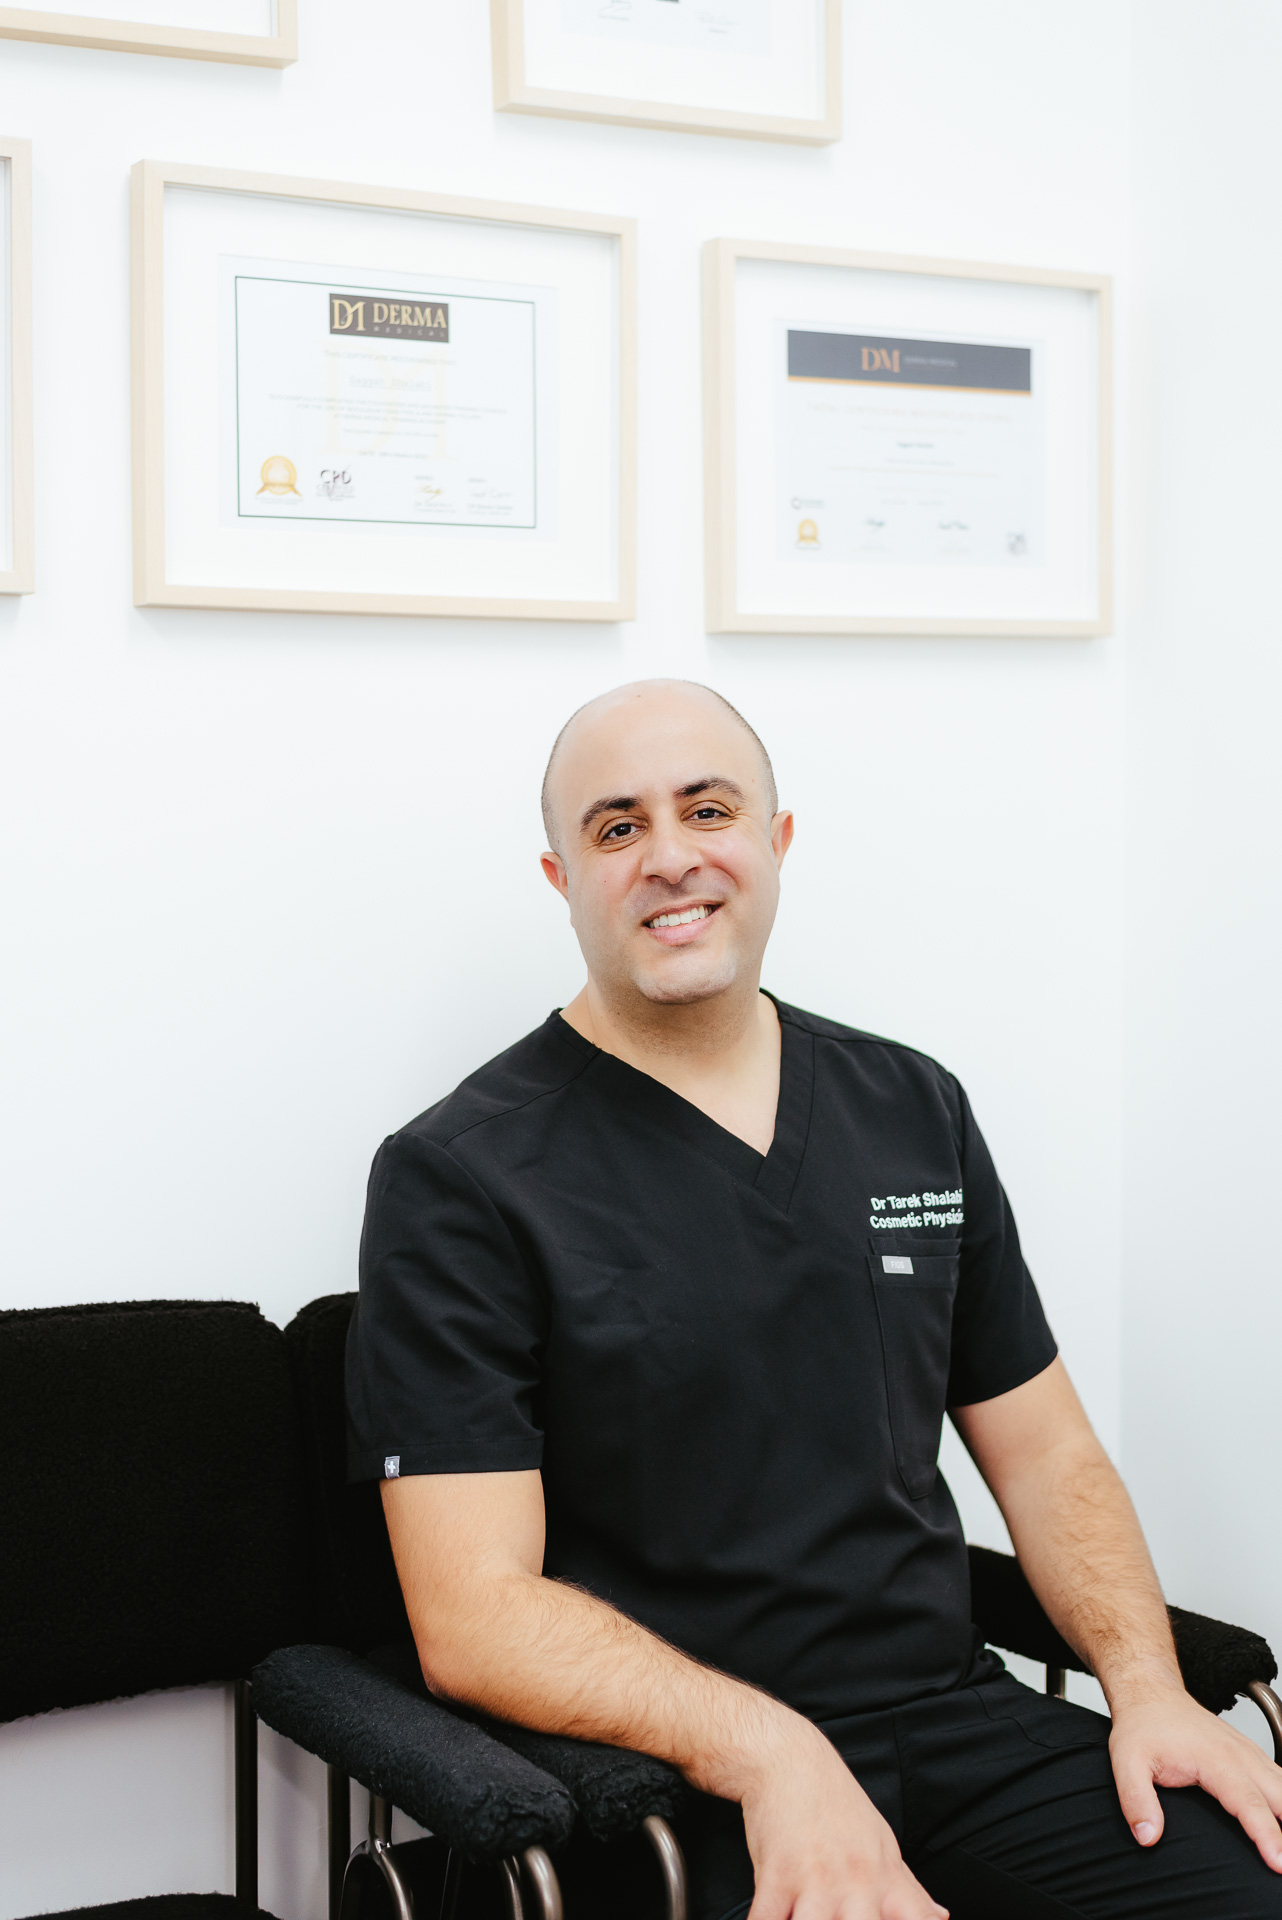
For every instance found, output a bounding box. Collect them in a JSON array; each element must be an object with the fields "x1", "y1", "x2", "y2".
[
  {"x1": 796, "y1": 518, "x2": 820, "y2": 547},
  {"x1": 257, "y1": 455, "x2": 301, "y2": 497}
]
